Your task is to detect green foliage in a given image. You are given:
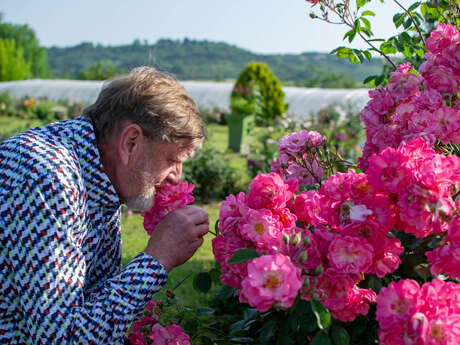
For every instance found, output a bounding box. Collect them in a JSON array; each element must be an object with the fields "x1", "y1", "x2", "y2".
[
  {"x1": 231, "y1": 62, "x2": 288, "y2": 122},
  {"x1": 78, "y1": 60, "x2": 125, "y2": 80},
  {"x1": 46, "y1": 39, "x2": 383, "y2": 84},
  {"x1": 0, "y1": 39, "x2": 31, "y2": 81},
  {"x1": 182, "y1": 145, "x2": 246, "y2": 203},
  {"x1": 310, "y1": 0, "x2": 459, "y2": 86},
  {"x1": 0, "y1": 20, "x2": 49, "y2": 78}
]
